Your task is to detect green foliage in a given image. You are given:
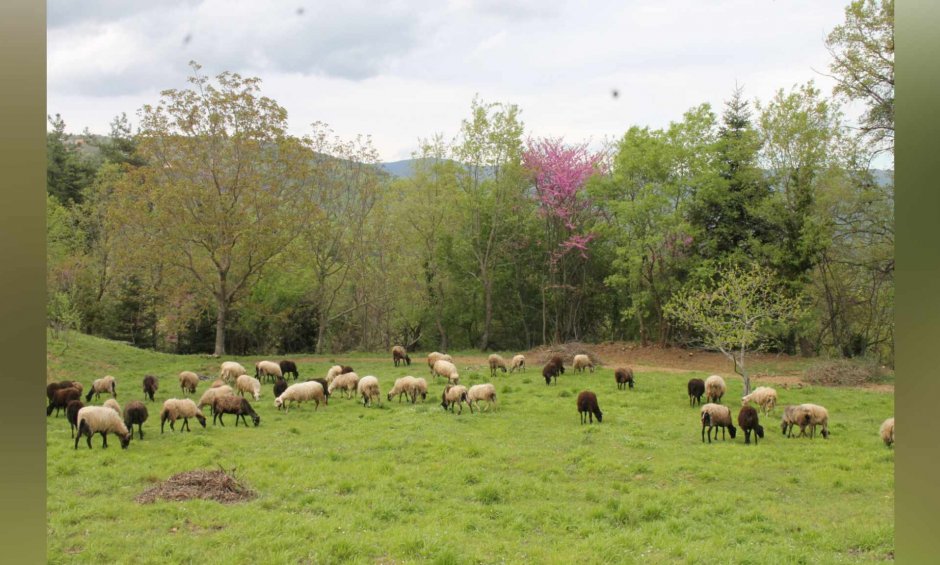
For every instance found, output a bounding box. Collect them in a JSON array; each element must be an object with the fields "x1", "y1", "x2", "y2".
[{"x1": 47, "y1": 114, "x2": 97, "y2": 205}]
